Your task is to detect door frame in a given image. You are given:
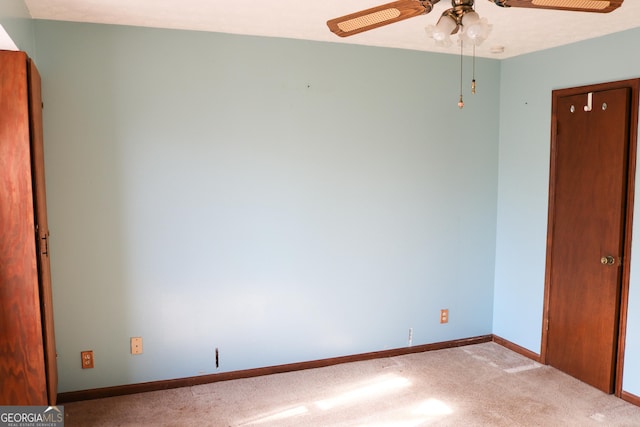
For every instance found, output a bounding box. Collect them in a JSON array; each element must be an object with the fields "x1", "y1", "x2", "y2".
[
  {"x1": 28, "y1": 57, "x2": 58, "y2": 405},
  {"x1": 541, "y1": 78, "x2": 640, "y2": 397}
]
